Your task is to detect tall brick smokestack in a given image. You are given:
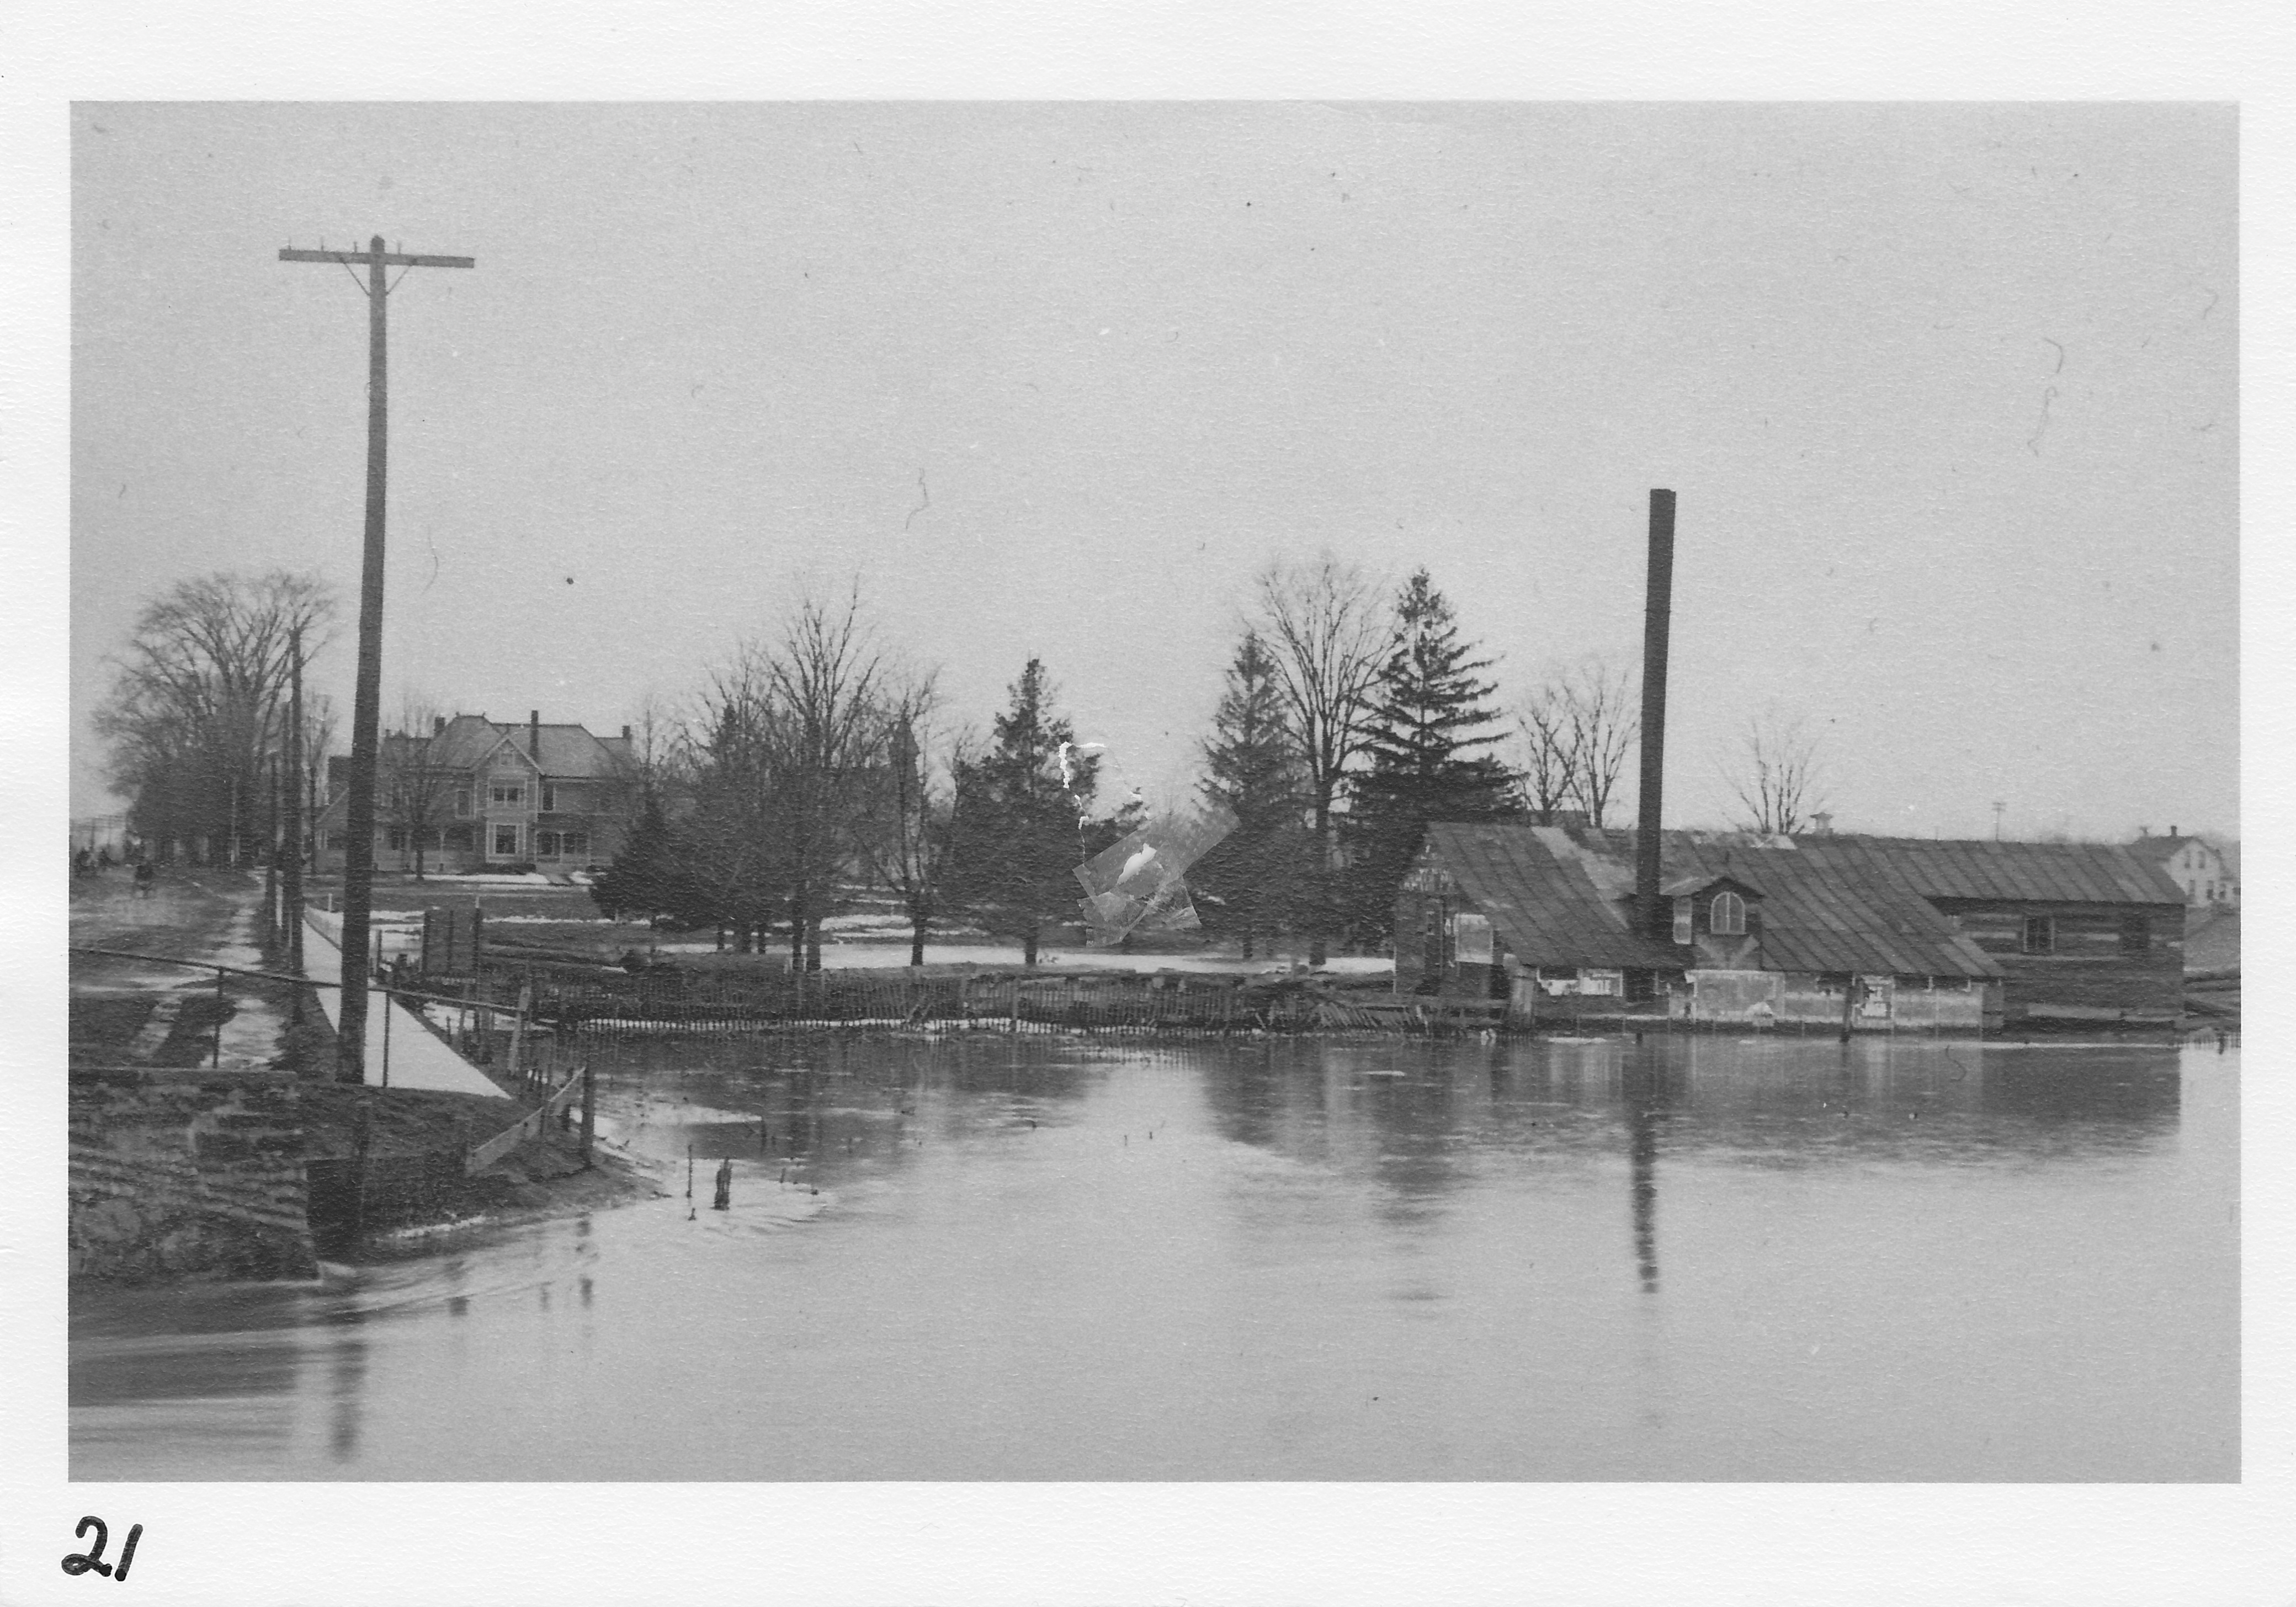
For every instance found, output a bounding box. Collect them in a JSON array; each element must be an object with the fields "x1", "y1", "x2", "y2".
[
  {"x1": 529, "y1": 709, "x2": 541, "y2": 762},
  {"x1": 1636, "y1": 490, "x2": 1676, "y2": 941}
]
